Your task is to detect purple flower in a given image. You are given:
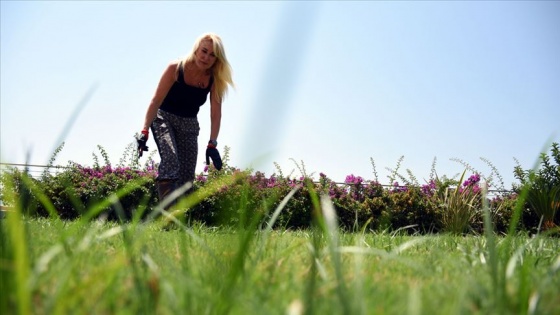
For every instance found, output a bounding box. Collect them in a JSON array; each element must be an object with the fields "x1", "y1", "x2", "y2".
[
  {"x1": 421, "y1": 180, "x2": 436, "y2": 196},
  {"x1": 267, "y1": 176, "x2": 277, "y2": 188},
  {"x1": 345, "y1": 174, "x2": 355, "y2": 184},
  {"x1": 463, "y1": 174, "x2": 481, "y2": 187},
  {"x1": 391, "y1": 182, "x2": 408, "y2": 193},
  {"x1": 472, "y1": 186, "x2": 481, "y2": 194},
  {"x1": 345, "y1": 174, "x2": 364, "y2": 185},
  {"x1": 459, "y1": 174, "x2": 483, "y2": 195}
]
